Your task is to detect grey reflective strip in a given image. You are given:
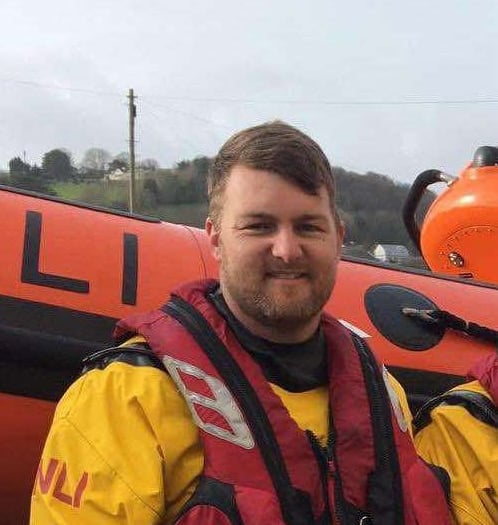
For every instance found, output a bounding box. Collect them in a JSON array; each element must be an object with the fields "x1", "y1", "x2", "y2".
[
  {"x1": 339, "y1": 319, "x2": 371, "y2": 338},
  {"x1": 163, "y1": 355, "x2": 255, "y2": 449},
  {"x1": 382, "y1": 366, "x2": 409, "y2": 433}
]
